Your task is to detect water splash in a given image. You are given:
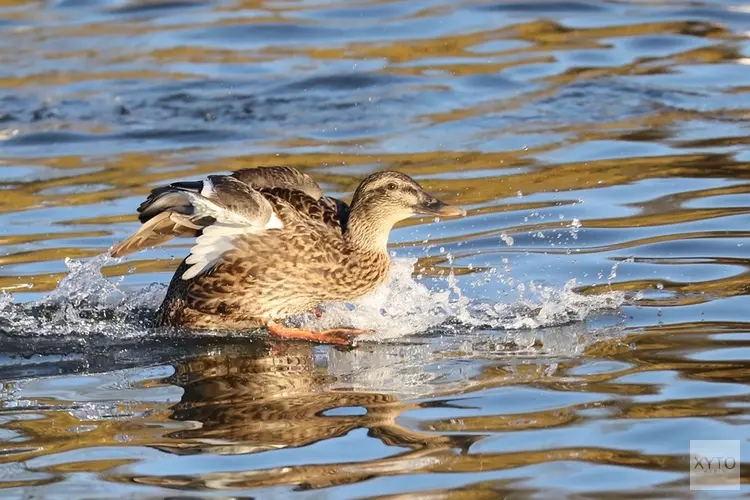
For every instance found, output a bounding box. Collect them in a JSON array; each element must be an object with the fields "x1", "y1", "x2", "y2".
[
  {"x1": 1, "y1": 254, "x2": 625, "y2": 352},
  {"x1": 305, "y1": 258, "x2": 626, "y2": 343},
  {"x1": 0, "y1": 253, "x2": 166, "y2": 338},
  {"x1": 570, "y1": 218, "x2": 582, "y2": 240},
  {"x1": 500, "y1": 232, "x2": 515, "y2": 246},
  {"x1": 307, "y1": 258, "x2": 458, "y2": 338},
  {"x1": 607, "y1": 256, "x2": 635, "y2": 282}
]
